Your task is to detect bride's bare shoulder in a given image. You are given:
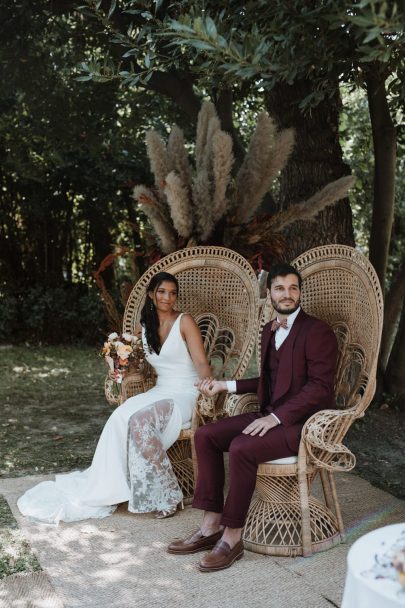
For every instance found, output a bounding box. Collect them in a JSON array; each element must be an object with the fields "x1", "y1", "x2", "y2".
[
  {"x1": 179, "y1": 313, "x2": 199, "y2": 332},
  {"x1": 179, "y1": 312, "x2": 196, "y2": 324}
]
